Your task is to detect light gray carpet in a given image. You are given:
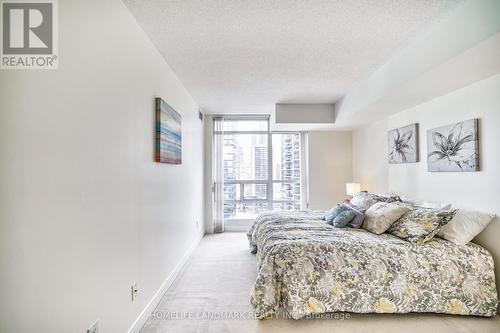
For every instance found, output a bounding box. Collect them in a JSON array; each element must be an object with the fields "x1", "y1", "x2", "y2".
[{"x1": 140, "y1": 232, "x2": 500, "y2": 333}]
